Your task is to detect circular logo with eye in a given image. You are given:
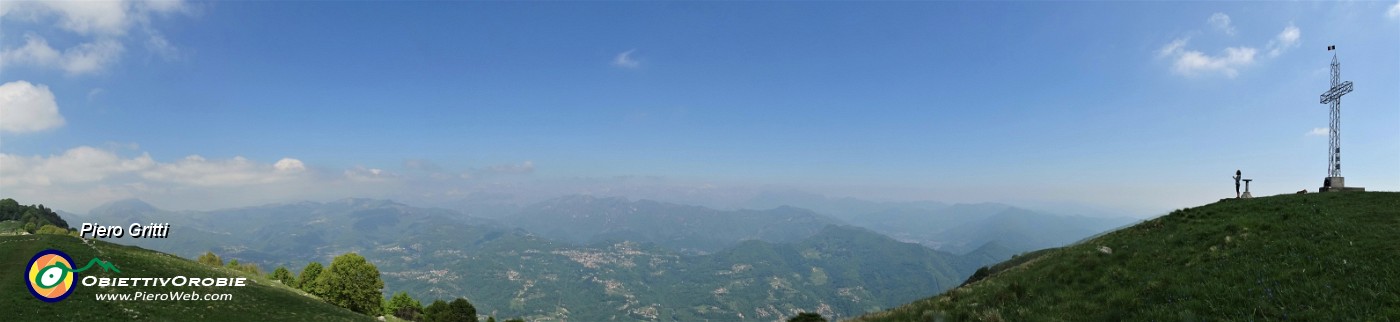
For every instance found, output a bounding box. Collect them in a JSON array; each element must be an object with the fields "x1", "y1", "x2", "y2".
[{"x1": 27, "y1": 249, "x2": 76, "y2": 302}]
